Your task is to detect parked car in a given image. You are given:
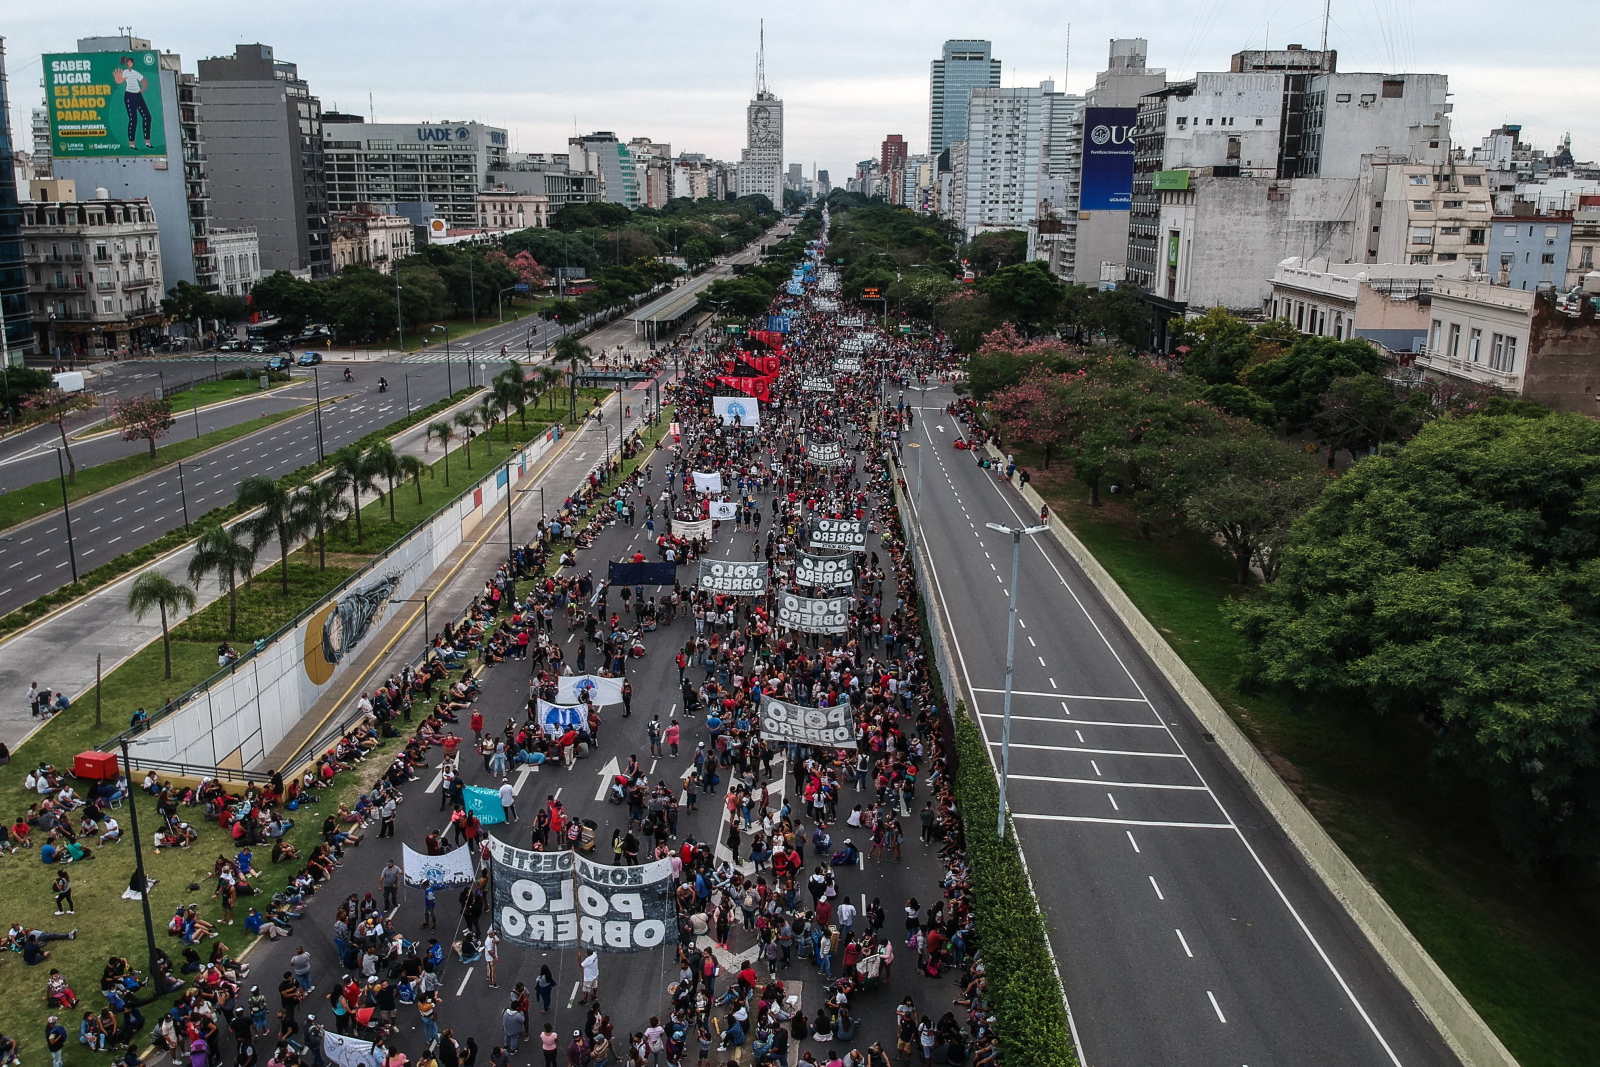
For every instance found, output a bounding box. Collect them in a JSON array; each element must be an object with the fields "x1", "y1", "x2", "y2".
[
  {"x1": 296, "y1": 351, "x2": 323, "y2": 366},
  {"x1": 264, "y1": 356, "x2": 292, "y2": 372}
]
